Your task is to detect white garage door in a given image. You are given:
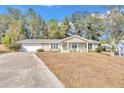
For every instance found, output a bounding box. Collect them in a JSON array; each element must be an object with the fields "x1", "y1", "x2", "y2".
[{"x1": 21, "y1": 43, "x2": 42, "y2": 52}]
